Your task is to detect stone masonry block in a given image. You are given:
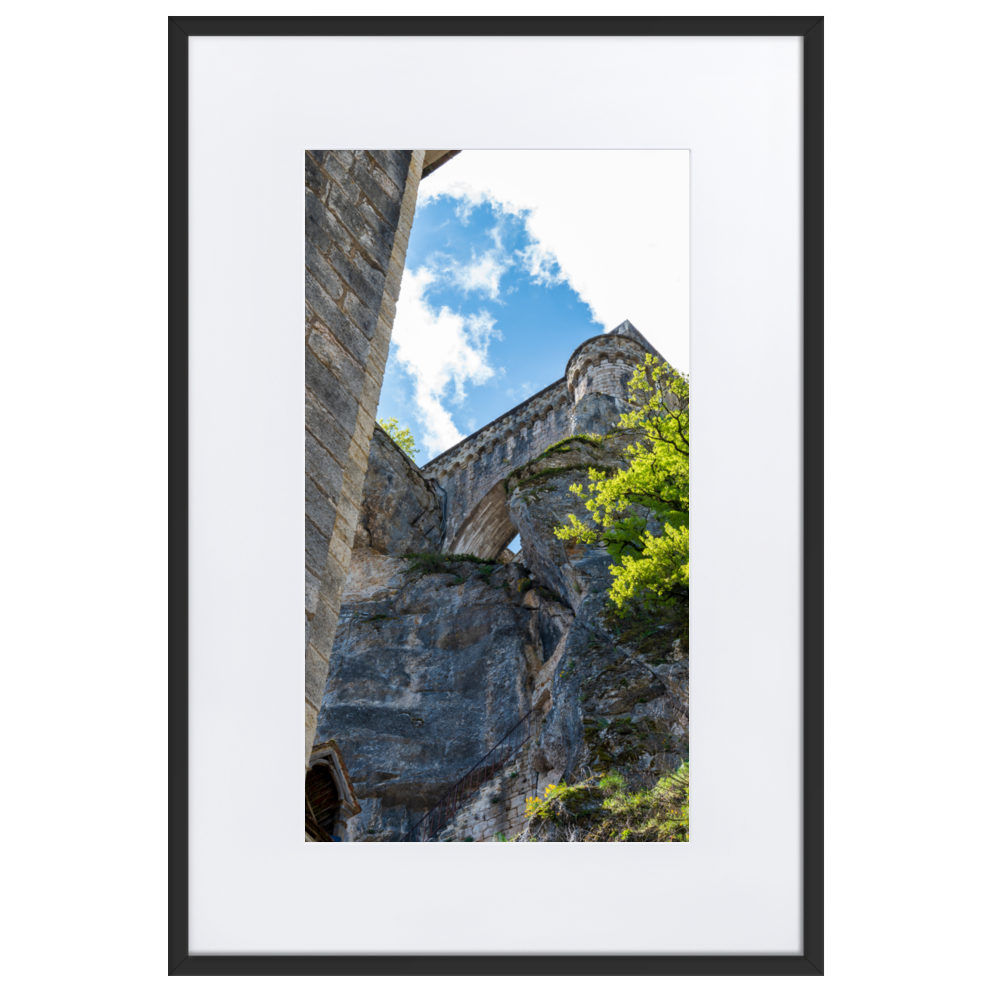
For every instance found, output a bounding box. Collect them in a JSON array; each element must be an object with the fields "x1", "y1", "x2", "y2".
[
  {"x1": 346, "y1": 436, "x2": 373, "y2": 479},
  {"x1": 341, "y1": 287, "x2": 378, "y2": 340},
  {"x1": 370, "y1": 324, "x2": 391, "y2": 369},
  {"x1": 358, "y1": 374, "x2": 384, "y2": 423},
  {"x1": 325, "y1": 176, "x2": 394, "y2": 261},
  {"x1": 344, "y1": 446, "x2": 371, "y2": 490},
  {"x1": 311, "y1": 591, "x2": 343, "y2": 646},
  {"x1": 362, "y1": 150, "x2": 405, "y2": 201},
  {"x1": 351, "y1": 168, "x2": 402, "y2": 230},
  {"x1": 305, "y1": 473, "x2": 337, "y2": 538},
  {"x1": 305, "y1": 238, "x2": 345, "y2": 305},
  {"x1": 305, "y1": 514, "x2": 332, "y2": 578},
  {"x1": 304, "y1": 190, "x2": 352, "y2": 259},
  {"x1": 354, "y1": 198, "x2": 398, "y2": 261},
  {"x1": 305, "y1": 270, "x2": 372, "y2": 370},
  {"x1": 305, "y1": 430, "x2": 345, "y2": 503},
  {"x1": 306, "y1": 194, "x2": 386, "y2": 310},
  {"x1": 345, "y1": 247, "x2": 393, "y2": 314},
  {"x1": 321, "y1": 151, "x2": 364, "y2": 200},
  {"x1": 331, "y1": 501, "x2": 361, "y2": 552},
  {"x1": 304, "y1": 151, "x2": 329, "y2": 200},
  {"x1": 307, "y1": 325, "x2": 367, "y2": 402},
  {"x1": 318, "y1": 547, "x2": 348, "y2": 596},
  {"x1": 368, "y1": 149, "x2": 411, "y2": 195},
  {"x1": 389, "y1": 239, "x2": 410, "y2": 274},
  {"x1": 377, "y1": 292, "x2": 398, "y2": 330},
  {"x1": 354, "y1": 401, "x2": 378, "y2": 447},
  {"x1": 306, "y1": 349, "x2": 362, "y2": 438},
  {"x1": 337, "y1": 461, "x2": 365, "y2": 514},
  {"x1": 325, "y1": 523, "x2": 354, "y2": 576},
  {"x1": 305, "y1": 699, "x2": 319, "y2": 766},
  {"x1": 373, "y1": 315, "x2": 394, "y2": 352},
  {"x1": 305, "y1": 639, "x2": 334, "y2": 708},
  {"x1": 305, "y1": 567, "x2": 321, "y2": 617},
  {"x1": 305, "y1": 386, "x2": 353, "y2": 462}
]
